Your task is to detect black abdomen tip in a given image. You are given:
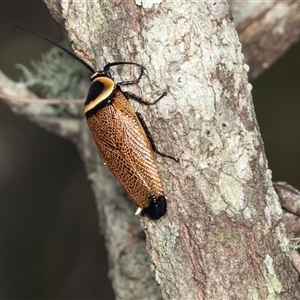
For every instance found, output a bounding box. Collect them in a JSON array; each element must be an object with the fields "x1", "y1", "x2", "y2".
[{"x1": 143, "y1": 195, "x2": 166, "y2": 220}]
